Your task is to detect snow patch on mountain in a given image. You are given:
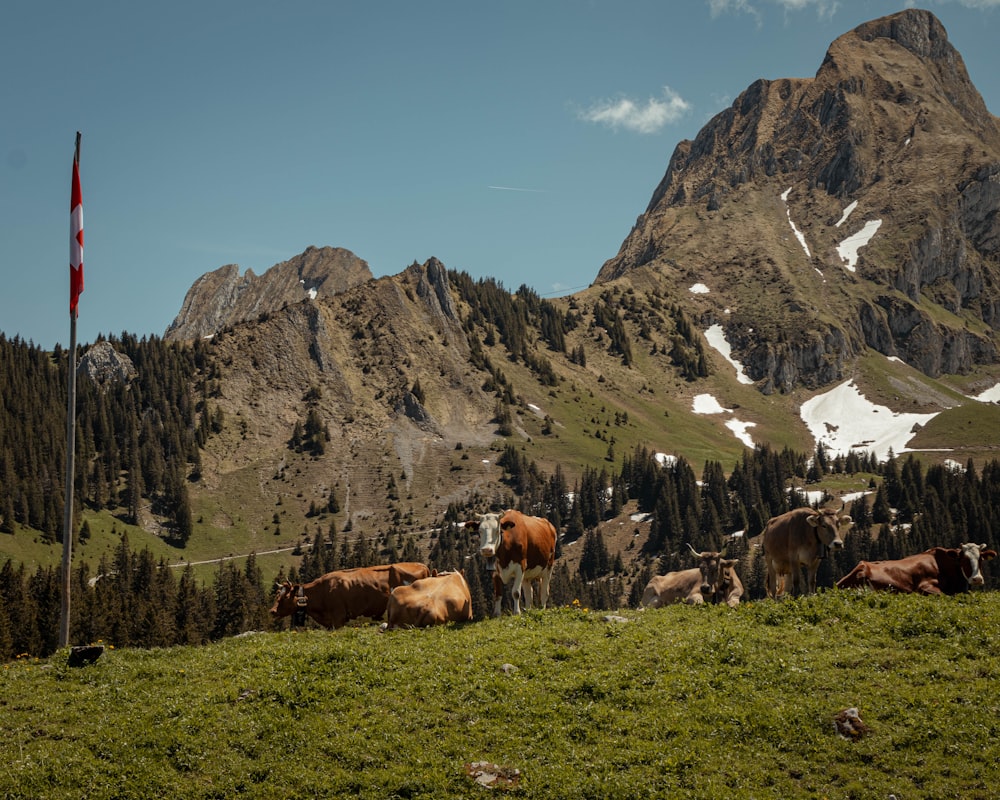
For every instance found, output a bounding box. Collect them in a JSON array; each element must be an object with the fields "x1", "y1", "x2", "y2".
[
  {"x1": 692, "y1": 393, "x2": 756, "y2": 448},
  {"x1": 800, "y1": 380, "x2": 939, "y2": 461},
  {"x1": 704, "y1": 324, "x2": 754, "y2": 385}
]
